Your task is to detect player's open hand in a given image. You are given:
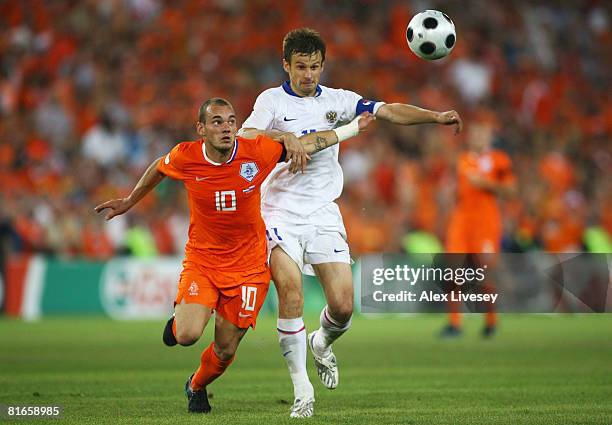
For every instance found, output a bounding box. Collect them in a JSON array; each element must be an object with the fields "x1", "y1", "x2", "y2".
[
  {"x1": 94, "y1": 198, "x2": 133, "y2": 221},
  {"x1": 357, "y1": 112, "x2": 376, "y2": 131},
  {"x1": 437, "y1": 110, "x2": 463, "y2": 134},
  {"x1": 278, "y1": 132, "x2": 311, "y2": 174}
]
